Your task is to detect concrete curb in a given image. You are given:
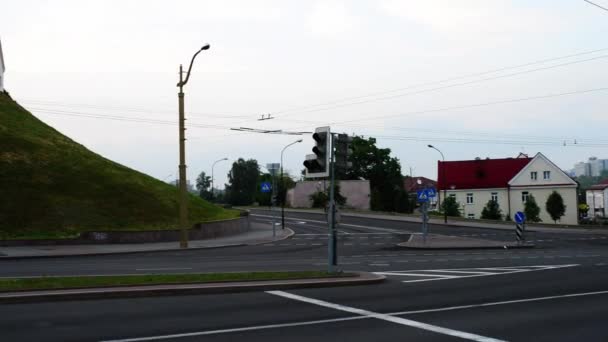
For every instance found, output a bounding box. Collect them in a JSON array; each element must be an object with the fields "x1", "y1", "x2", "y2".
[
  {"x1": 395, "y1": 243, "x2": 536, "y2": 250},
  {"x1": 247, "y1": 228, "x2": 295, "y2": 246},
  {"x1": 0, "y1": 271, "x2": 385, "y2": 304}
]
